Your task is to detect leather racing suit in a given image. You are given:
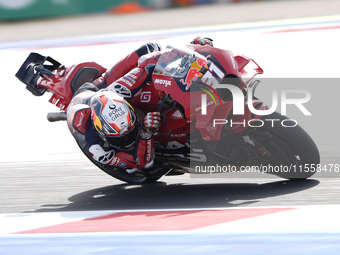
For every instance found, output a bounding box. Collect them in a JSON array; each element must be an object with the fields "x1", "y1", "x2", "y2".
[{"x1": 67, "y1": 42, "x2": 161, "y2": 171}]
